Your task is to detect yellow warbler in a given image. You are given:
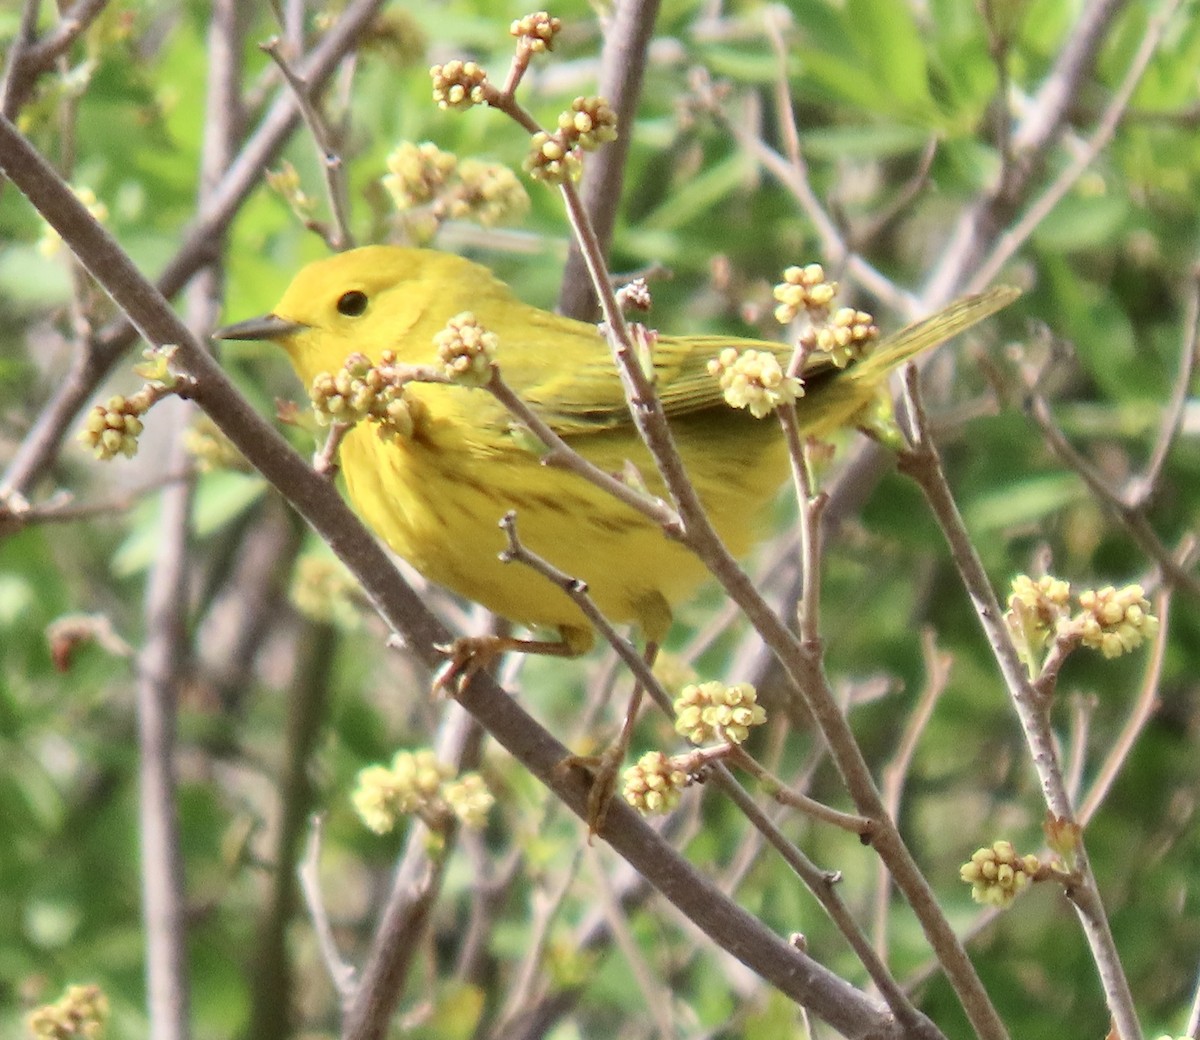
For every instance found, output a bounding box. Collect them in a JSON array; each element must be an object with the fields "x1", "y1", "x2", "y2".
[{"x1": 217, "y1": 246, "x2": 1015, "y2": 657}]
